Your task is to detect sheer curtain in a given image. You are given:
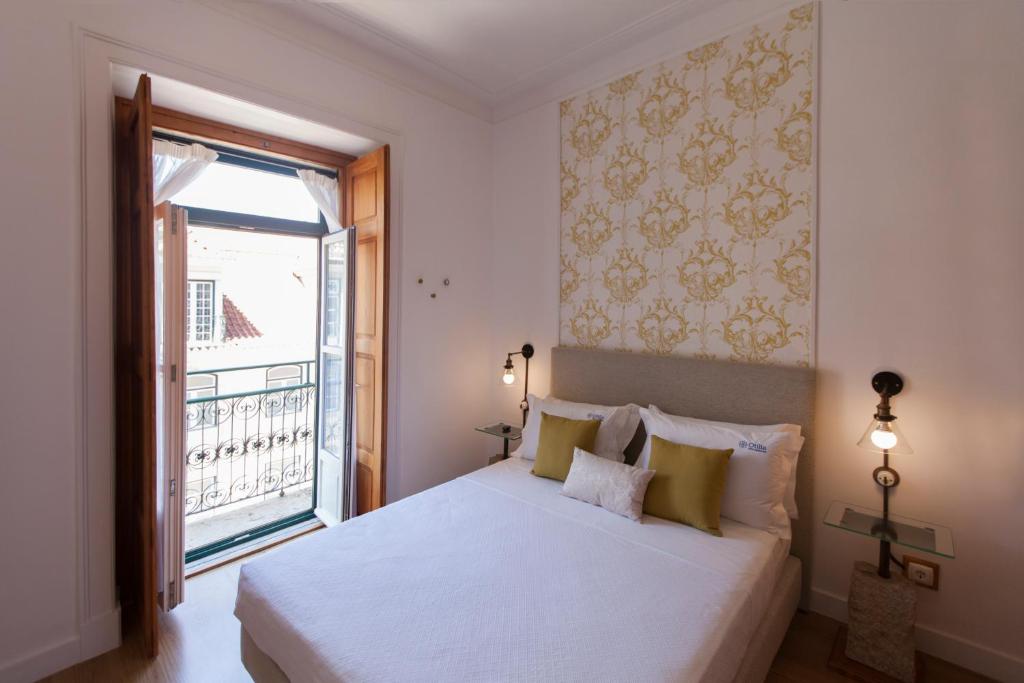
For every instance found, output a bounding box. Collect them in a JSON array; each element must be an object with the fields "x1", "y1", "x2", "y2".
[
  {"x1": 153, "y1": 139, "x2": 218, "y2": 205},
  {"x1": 297, "y1": 169, "x2": 343, "y2": 233}
]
